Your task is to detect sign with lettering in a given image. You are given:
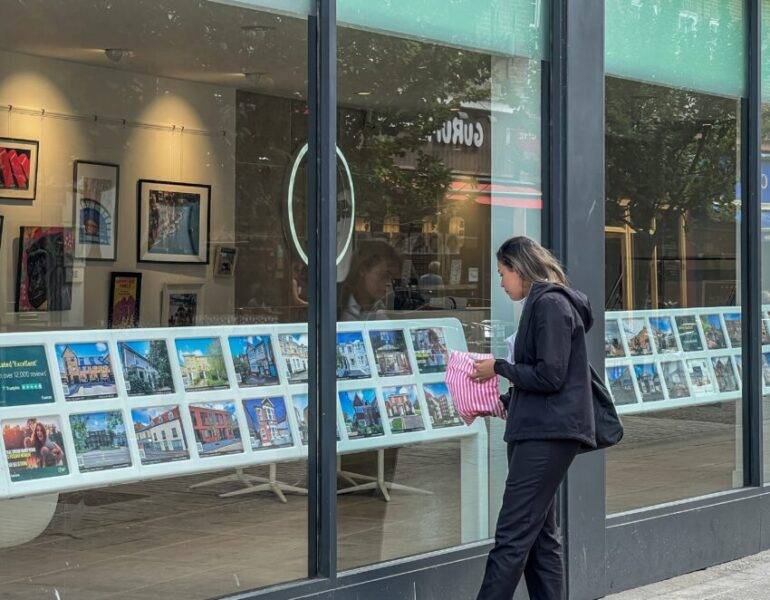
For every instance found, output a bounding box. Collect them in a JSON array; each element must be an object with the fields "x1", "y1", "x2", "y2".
[
  {"x1": 0, "y1": 345, "x2": 54, "y2": 406},
  {"x1": 431, "y1": 117, "x2": 485, "y2": 148}
]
